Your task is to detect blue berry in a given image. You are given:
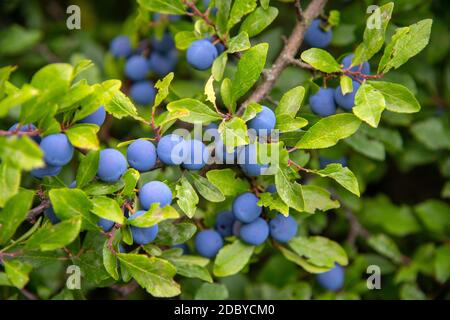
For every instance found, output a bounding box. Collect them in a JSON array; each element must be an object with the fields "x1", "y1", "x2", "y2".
[
  {"x1": 157, "y1": 134, "x2": 187, "y2": 165},
  {"x1": 342, "y1": 54, "x2": 370, "y2": 75},
  {"x1": 79, "y1": 106, "x2": 106, "y2": 126},
  {"x1": 151, "y1": 32, "x2": 175, "y2": 53},
  {"x1": 186, "y1": 39, "x2": 218, "y2": 70},
  {"x1": 97, "y1": 149, "x2": 128, "y2": 183},
  {"x1": 215, "y1": 211, "x2": 235, "y2": 237},
  {"x1": 9, "y1": 123, "x2": 41, "y2": 143},
  {"x1": 304, "y1": 19, "x2": 332, "y2": 48},
  {"x1": 128, "y1": 210, "x2": 159, "y2": 245},
  {"x1": 247, "y1": 106, "x2": 276, "y2": 135},
  {"x1": 44, "y1": 207, "x2": 60, "y2": 224},
  {"x1": 98, "y1": 218, "x2": 115, "y2": 232},
  {"x1": 316, "y1": 264, "x2": 345, "y2": 291},
  {"x1": 110, "y1": 35, "x2": 132, "y2": 58},
  {"x1": 182, "y1": 139, "x2": 208, "y2": 171},
  {"x1": 309, "y1": 87, "x2": 336, "y2": 117},
  {"x1": 125, "y1": 55, "x2": 149, "y2": 81},
  {"x1": 147, "y1": 50, "x2": 178, "y2": 76},
  {"x1": 232, "y1": 192, "x2": 262, "y2": 223},
  {"x1": 31, "y1": 164, "x2": 62, "y2": 179},
  {"x1": 130, "y1": 81, "x2": 156, "y2": 105},
  {"x1": 240, "y1": 218, "x2": 269, "y2": 246},
  {"x1": 139, "y1": 181, "x2": 172, "y2": 210},
  {"x1": 334, "y1": 81, "x2": 361, "y2": 111},
  {"x1": 40, "y1": 133, "x2": 74, "y2": 166},
  {"x1": 237, "y1": 144, "x2": 269, "y2": 176},
  {"x1": 195, "y1": 229, "x2": 223, "y2": 258},
  {"x1": 269, "y1": 214, "x2": 298, "y2": 243},
  {"x1": 127, "y1": 139, "x2": 157, "y2": 172},
  {"x1": 319, "y1": 156, "x2": 347, "y2": 168}
]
